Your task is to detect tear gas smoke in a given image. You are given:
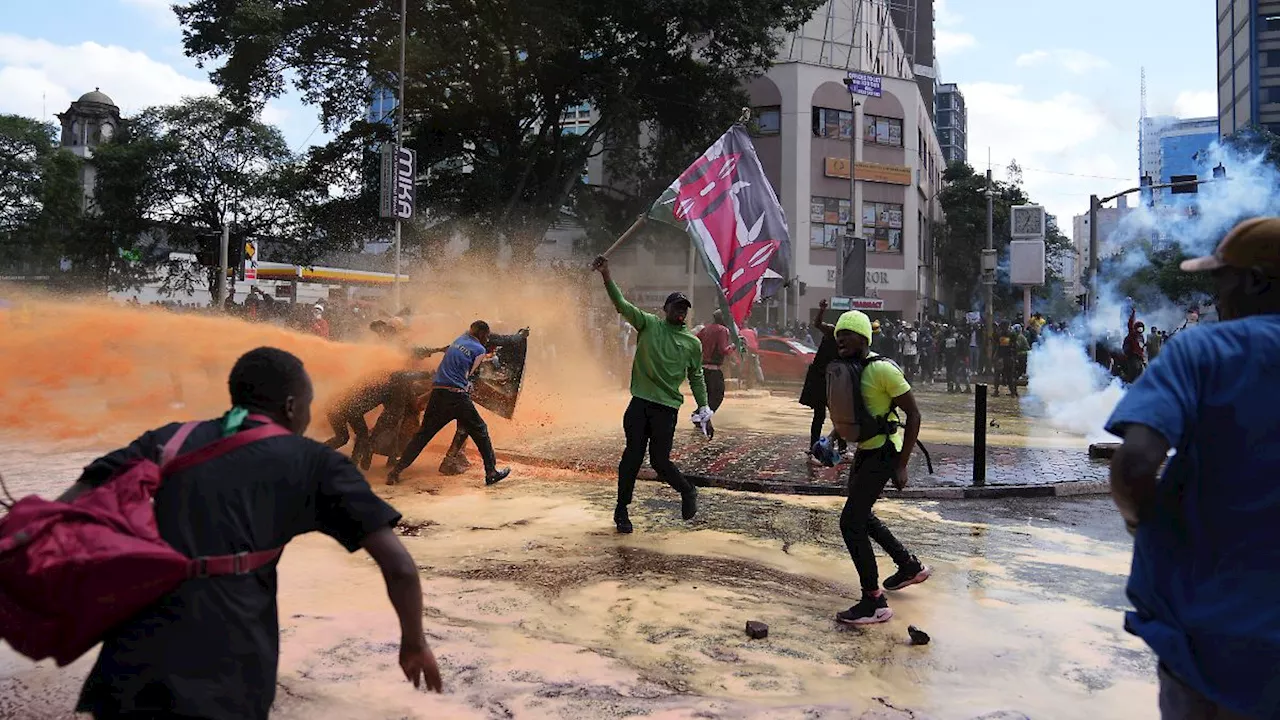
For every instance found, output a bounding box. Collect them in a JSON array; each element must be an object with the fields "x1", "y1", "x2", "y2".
[
  {"x1": 0, "y1": 261, "x2": 620, "y2": 453},
  {"x1": 1027, "y1": 139, "x2": 1280, "y2": 437}
]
